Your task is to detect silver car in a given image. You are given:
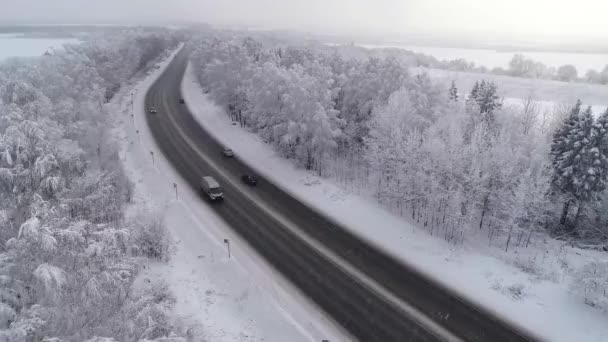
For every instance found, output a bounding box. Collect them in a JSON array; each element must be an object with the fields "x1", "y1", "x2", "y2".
[{"x1": 222, "y1": 147, "x2": 234, "y2": 157}]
